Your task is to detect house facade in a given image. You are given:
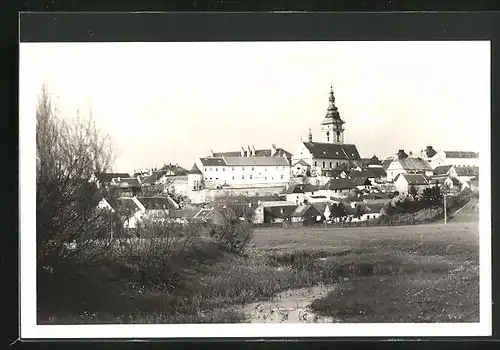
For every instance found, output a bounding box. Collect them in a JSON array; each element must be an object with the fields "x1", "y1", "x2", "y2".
[
  {"x1": 196, "y1": 152, "x2": 291, "y2": 189},
  {"x1": 422, "y1": 146, "x2": 479, "y2": 169},
  {"x1": 386, "y1": 150, "x2": 433, "y2": 182},
  {"x1": 393, "y1": 174, "x2": 430, "y2": 194}
]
